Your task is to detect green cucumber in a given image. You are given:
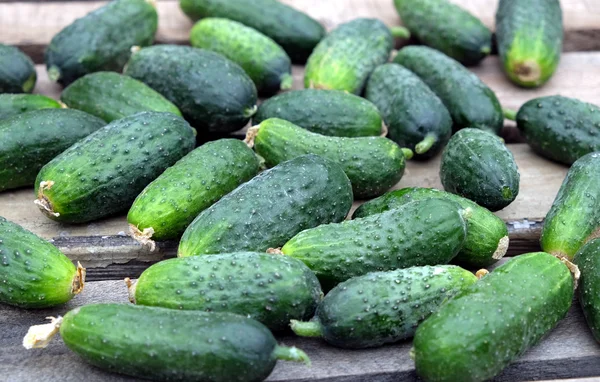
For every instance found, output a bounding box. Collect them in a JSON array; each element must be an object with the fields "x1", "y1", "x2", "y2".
[
  {"x1": 0, "y1": 109, "x2": 105, "y2": 192},
  {"x1": 249, "y1": 118, "x2": 409, "y2": 199},
  {"x1": 413, "y1": 252, "x2": 573, "y2": 382},
  {"x1": 0, "y1": 94, "x2": 63, "y2": 121},
  {"x1": 353, "y1": 187, "x2": 509, "y2": 268},
  {"x1": 394, "y1": 46, "x2": 504, "y2": 134},
  {"x1": 45, "y1": 0, "x2": 158, "y2": 85},
  {"x1": 124, "y1": 45, "x2": 257, "y2": 134},
  {"x1": 24, "y1": 304, "x2": 310, "y2": 381},
  {"x1": 574, "y1": 238, "x2": 600, "y2": 343},
  {"x1": 440, "y1": 128, "x2": 520, "y2": 211},
  {"x1": 0, "y1": 217, "x2": 85, "y2": 308},
  {"x1": 61, "y1": 72, "x2": 182, "y2": 123},
  {"x1": 365, "y1": 63, "x2": 452, "y2": 159},
  {"x1": 128, "y1": 139, "x2": 260, "y2": 245},
  {"x1": 496, "y1": 0, "x2": 563, "y2": 87},
  {"x1": 128, "y1": 252, "x2": 322, "y2": 331},
  {"x1": 0, "y1": 44, "x2": 36, "y2": 93},
  {"x1": 253, "y1": 89, "x2": 383, "y2": 137},
  {"x1": 291, "y1": 265, "x2": 476, "y2": 349},
  {"x1": 178, "y1": 154, "x2": 353, "y2": 257},
  {"x1": 34, "y1": 112, "x2": 195, "y2": 224}
]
